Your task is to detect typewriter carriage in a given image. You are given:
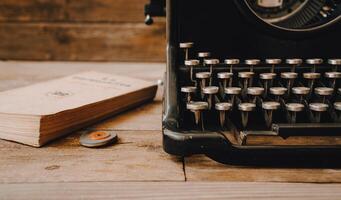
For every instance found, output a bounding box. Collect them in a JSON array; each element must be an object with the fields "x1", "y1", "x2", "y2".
[{"x1": 162, "y1": 0, "x2": 341, "y2": 164}]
